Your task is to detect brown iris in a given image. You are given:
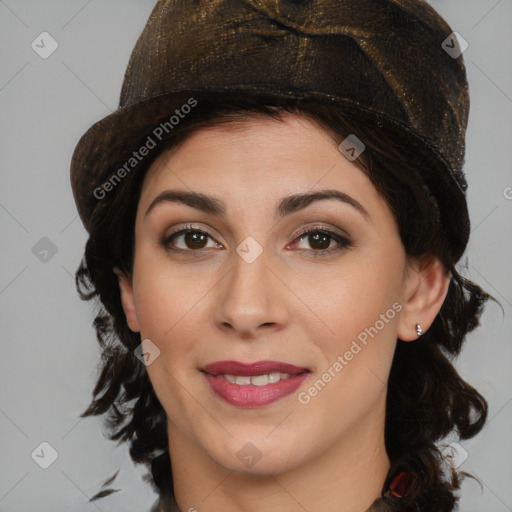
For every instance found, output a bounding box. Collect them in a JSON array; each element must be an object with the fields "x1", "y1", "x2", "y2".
[
  {"x1": 307, "y1": 232, "x2": 331, "y2": 250},
  {"x1": 184, "y1": 231, "x2": 208, "y2": 249}
]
